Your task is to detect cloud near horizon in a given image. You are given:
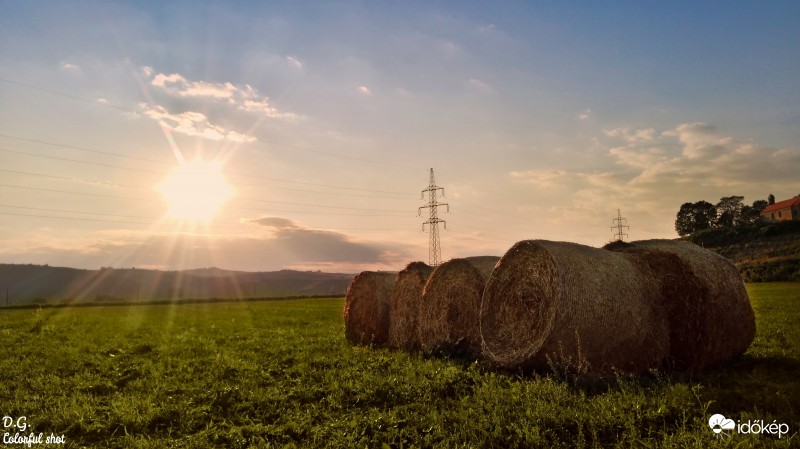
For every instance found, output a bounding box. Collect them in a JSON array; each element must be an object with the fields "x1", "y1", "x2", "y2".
[{"x1": 0, "y1": 217, "x2": 412, "y2": 272}]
